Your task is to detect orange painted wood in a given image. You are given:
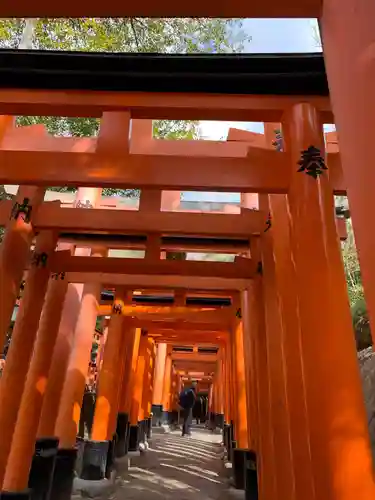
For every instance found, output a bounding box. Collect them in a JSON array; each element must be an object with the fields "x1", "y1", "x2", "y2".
[
  {"x1": 0, "y1": 89, "x2": 333, "y2": 123},
  {"x1": 57, "y1": 237, "x2": 249, "y2": 255},
  {"x1": 321, "y1": 0, "x2": 375, "y2": 347},
  {"x1": 251, "y1": 274, "x2": 277, "y2": 500},
  {"x1": 51, "y1": 254, "x2": 257, "y2": 279},
  {"x1": 0, "y1": 201, "x2": 267, "y2": 237},
  {"x1": 0, "y1": 0, "x2": 322, "y2": 18},
  {"x1": 222, "y1": 347, "x2": 231, "y2": 423},
  {"x1": 161, "y1": 353, "x2": 173, "y2": 413},
  {"x1": 141, "y1": 337, "x2": 155, "y2": 420},
  {"x1": 3, "y1": 268, "x2": 69, "y2": 491},
  {"x1": 37, "y1": 280, "x2": 83, "y2": 437},
  {"x1": 171, "y1": 353, "x2": 219, "y2": 363},
  {"x1": 91, "y1": 289, "x2": 127, "y2": 441},
  {"x1": 107, "y1": 323, "x2": 129, "y2": 439},
  {"x1": 54, "y1": 248, "x2": 106, "y2": 448},
  {"x1": 0, "y1": 148, "x2": 290, "y2": 193},
  {"x1": 97, "y1": 305, "x2": 232, "y2": 325},
  {"x1": 128, "y1": 319, "x2": 229, "y2": 331},
  {"x1": 132, "y1": 136, "x2": 251, "y2": 158},
  {"x1": 284, "y1": 103, "x2": 375, "y2": 499},
  {"x1": 238, "y1": 292, "x2": 257, "y2": 450},
  {"x1": 232, "y1": 320, "x2": 249, "y2": 449},
  {"x1": 60, "y1": 272, "x2": 250, "y2": 292},
  {"x1": 0, "y1": 185, "x2": 45, "y2": 350},
  {"x1": 268, "y1": 194, "x2": 315, "y2": 500},
  {"x1": 96, "y1": 111, "x2": 130, "y2": 156},
  {"x1": 119, "y1": 327, "x2": 141, "y2": 415},
  {"x1": 259, "y1": 194, "x2": 295, "y2": 500},
  {"x1": 152, "y1": 343, "x2": 167, "y2": 407},
  {"x1": 129, "y1": 333, "x2": 148, "y2": 425},
  {"x1": 0, "y1": 231, "x2": 57, "y2": 485}
]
